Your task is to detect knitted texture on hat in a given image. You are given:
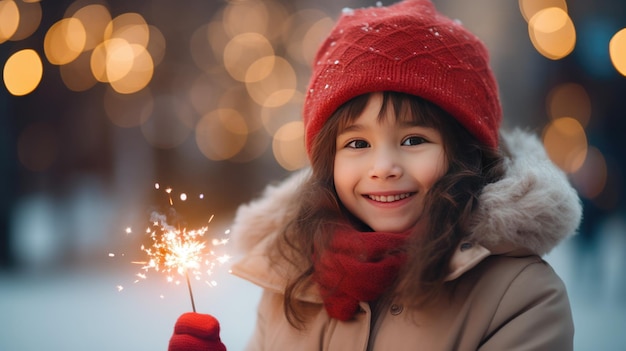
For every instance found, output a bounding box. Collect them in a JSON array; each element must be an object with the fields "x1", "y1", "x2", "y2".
[{"x1": 303, "y1": 0, "x2": 501, "y2": 154}]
